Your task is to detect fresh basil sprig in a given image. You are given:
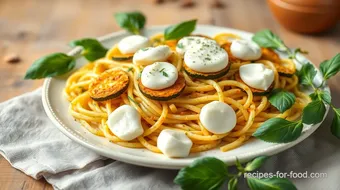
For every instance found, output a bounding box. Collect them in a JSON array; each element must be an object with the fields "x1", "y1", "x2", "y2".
[
  {"x1": 269, "y1": 89, "x2": 296, "y2": 113},
  {"x1": 114, "y1": 11, "x2": 146, "y2": 34},
  {"x1": 175, "y1": 156, "x2": 297, "y2": 190},
  {"x1": 253, "y1": 118, "x2": 303, "y2": 143},
  {"x1": 25, "y1": 38, "x2": 106, "y2": 79},
  {"x1": 69, "y1": 38, "x2": 108, "y2": 61},
  {"x1": 297, "y1": 63, "x2": 317, "y2": 87},
  {"x1": 302, "y1": 99, "x2": 326, "y2": 124},
  {"x1": 252, "y1": 30, "x2": 307, "y2": 65},
  {"x1": 252, "y1": 29, "x2": 340, "y2": 140},
  {"x1": 331, "y1": 108, "x2": 340, "y2": 138},
  {"x1": 174, "y1": 157, "x2": 228, "y2": 190},
  {"x1": 247, "y1": 177, "x2": 297, "y2": 190},
  {"x1": 24, "y1": 53, "x2": 75, "y2": 79},
  {"x1": 164, "y1": 19, "x2": 197, "y2": 40}
]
